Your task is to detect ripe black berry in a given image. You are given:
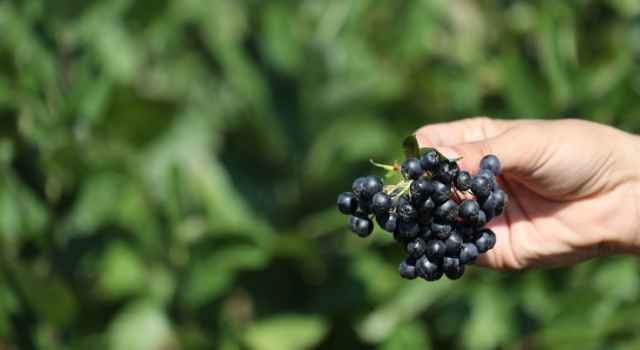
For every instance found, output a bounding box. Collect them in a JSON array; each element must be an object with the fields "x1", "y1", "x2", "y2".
[
  {"x1": 397, "y1": 201, "x2": 418, "y2": 222},
  {"x1": 426, "y1": 239, "x2": 446, "y2": 260},
  {"x1": 480, "y1": 154, "x2": 501, "y2": 176},
  {"x1": 407, "y1": 238, "x2": 427, "y2": 258},
  {"x1": 399, "y1": 220, "x2": 420, "y2": 238},
  {"x1": 417, "y1": 197, "x2": 435, "y2": 214},
  {"x1": 459, "y1": 199, "x2": 480, "y2": 222},
  {"x1": 370, "y1": 192, "x2": 392, "y2": 215},
  {"x1": 456, "y1": 223, "x2": 475, "y2": 240},
  {"x1": 431, "y1": 180, "x2": 451, "y2": 204},
  {"x1": 416, "y1": 255, "x2": 440, "y2": 279},
  {"x1": 494, "y1": 189, "x2": 508, "y2": 209},
  {"x1": 358, "y1": 198, "x2": 372, "y2": 215},
  {"x1": 401, "y1": 158, "x2": 423, "y2": 180},
  {"x1": 352, "y1": 177, "x2": 365, "y2": 199},
  {"x1": 399, "y1": 256, "x2": 418, "y2": 280},
  {"x1": 337, "y1": 192, "x2": 358, "y2": 214},
  {"x1": 444, "y1": 264, "x2": 465, "y2": 280},
  {"x1": 444, "y1": 230, "x2": 463, "y2": 255},
  {"x1": 471, "y1": 175, "x2": 492, "y2": 198},
  {"x1": 436, "y1": 161, "x2": 460, "y2": 184},
  {"x1": 431, "y1": 221, "x2": 452, "y2": 241},
  {"x1": 376, "y1": 212, "x2": 398, "y2": 232},
  {"x1": 349, "y1": 212, "x2": 373, "y2": 238},
  {"x1": 418, "y1": 225, "x2": 432, "y2": 241},
  {"x1": 474, "y1": 210, "x2": 487, "y2": 228},
  {"x1": 454, "y1": 171, "x2": 472, "y2": 191},
  {"x1": 473, "y1": 229, "x2": 491, "y2": 253},
  {"x1": 410, "y1": 176, "x2": 432, "y2": 202},
  {"x1": 361, "y1": 175, "x2": 383, "y2": 199},
  {"x1": 459, "y1": 243, "x2": 478, "y2": 265},
  {"x1": 477, "y1": 192, "x2": 497, "y2": 213},
  {"x1": 435, "y1": 199, "x2": 459, "y2": 221},
  {"x1": 420, "y1": 150, "x2": 440, "y2": 171},
  {"x1": 441, "y1": 255, "x2": 460, "y2": 272}
]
